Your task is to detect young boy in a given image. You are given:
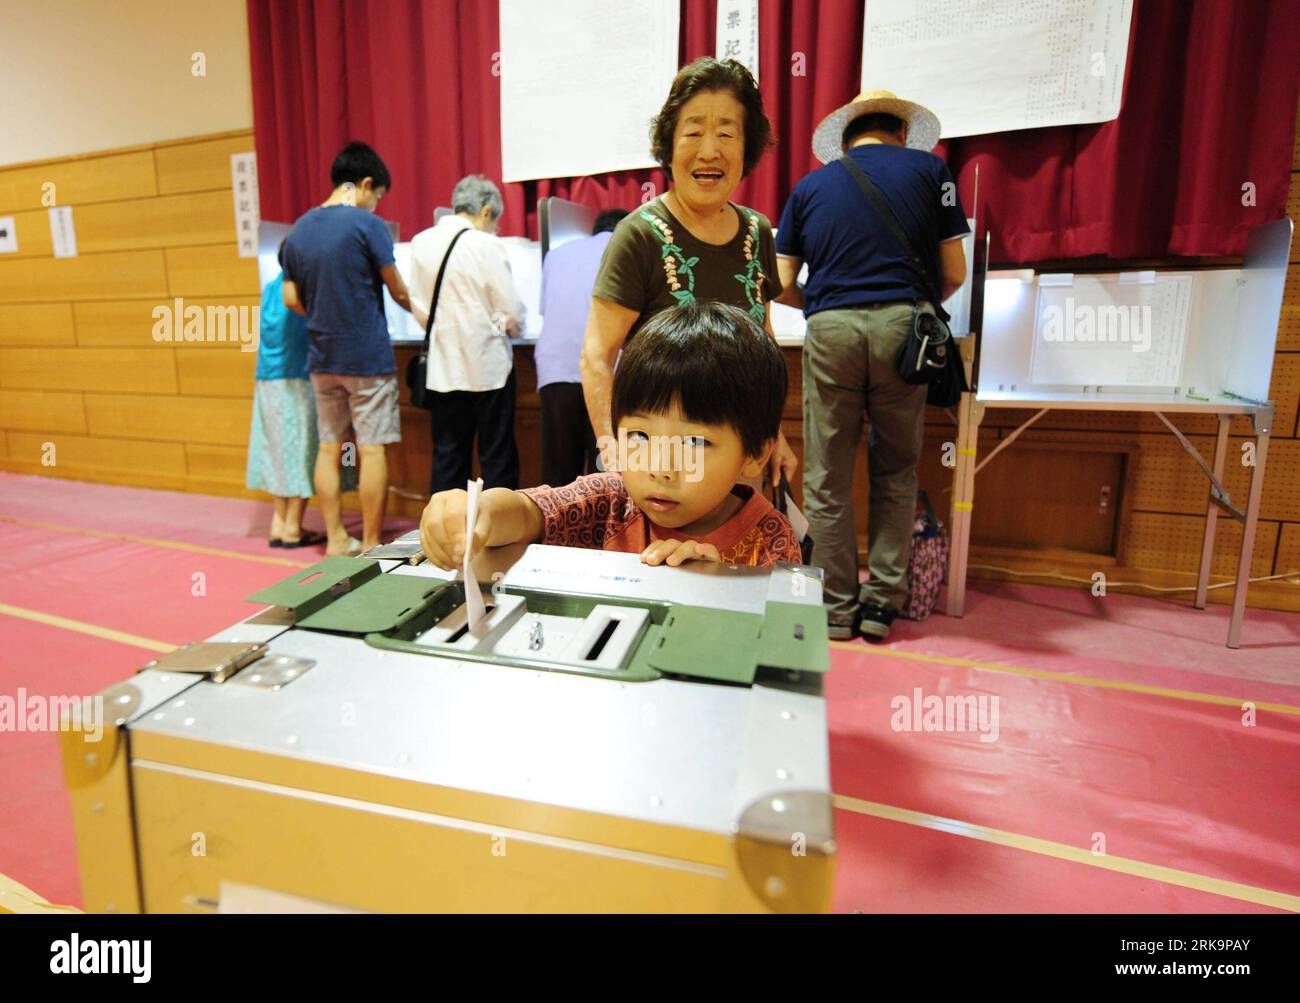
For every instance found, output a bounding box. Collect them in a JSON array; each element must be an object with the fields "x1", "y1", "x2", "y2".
[
  {"x1": 282, "y1": 141, "x2": 412, "y2": 556},
  {"x1": 420, "y1": 302, "x2": 801, "y2": 569}
]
